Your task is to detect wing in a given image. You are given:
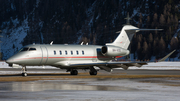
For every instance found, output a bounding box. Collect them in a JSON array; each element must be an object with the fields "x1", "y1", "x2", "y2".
[
  {"x1": 53, "y1": 50, "x2": 175, "y2": 72},
  {"x1": 67, "y1": 61, "x2": 147, "y2": 72}
]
